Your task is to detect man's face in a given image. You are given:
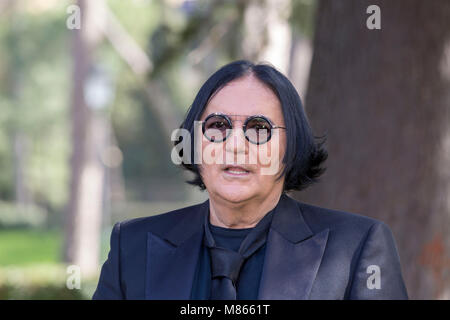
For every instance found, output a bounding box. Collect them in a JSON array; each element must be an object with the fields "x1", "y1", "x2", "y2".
[{"x1": 196, "y1": 75, "x2": 286, "y2": 204}]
